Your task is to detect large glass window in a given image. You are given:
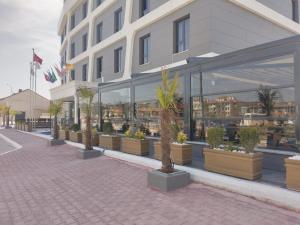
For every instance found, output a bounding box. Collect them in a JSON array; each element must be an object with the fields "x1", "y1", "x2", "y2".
[
  {"x1": 101, "y1": 88, "x2": 130, "y2": 133},
  {"x1": 135, "y1": 77, "x2": 184, "y2": 137},
  {"x1": 174, "y1": 15, "x2": 190, "y2": 53},
  {"x1": 82, "y1": 33, "x2": 88, "y2": 52},
  {"x1": 114, "y1": 47, "x2": 122, "y2": 73},
  {"x1": 139, "y1": 34, "x2": 150, "y2": 65},
  {"x1": 191, "y1": 55, "x2": 297, "y2": 151}
]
